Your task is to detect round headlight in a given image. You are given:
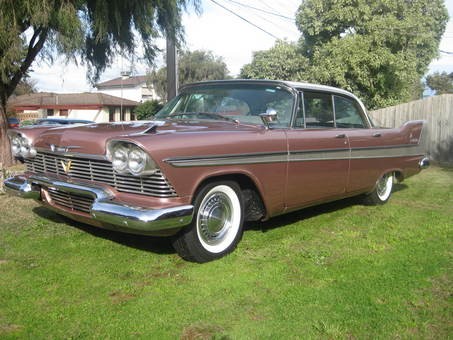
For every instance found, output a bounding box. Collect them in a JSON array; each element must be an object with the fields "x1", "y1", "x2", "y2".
[
  {"x1": 128, "y1": 147, "x2": 147, "y2": 175},
  {"x1": 11, "y1": 135, "x2": 22, "y2": 156},
  {"x1": 112, "y1": 145, "x2": 129, "y2": 173},
  {"x1": 9, "y1": 134, "x2": 36, "y2": 158}
]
